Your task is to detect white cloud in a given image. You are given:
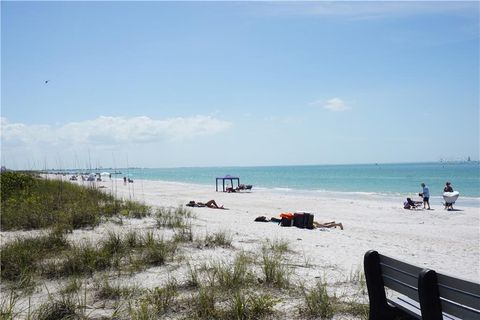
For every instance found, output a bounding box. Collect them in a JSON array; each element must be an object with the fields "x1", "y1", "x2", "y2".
[
  {"x1": 1, "y1": 115, "x2": 232, "y2": 147},
  {"x1": 310, "y1": 98, "x2": 351, "y2": 112}
]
